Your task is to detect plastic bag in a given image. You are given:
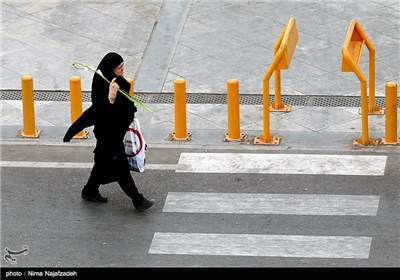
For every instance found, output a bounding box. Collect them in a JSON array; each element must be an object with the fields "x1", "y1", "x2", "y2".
[{"x1": 123, "y1": 118, "x2": 146, "y2": 172}]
